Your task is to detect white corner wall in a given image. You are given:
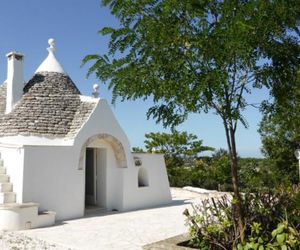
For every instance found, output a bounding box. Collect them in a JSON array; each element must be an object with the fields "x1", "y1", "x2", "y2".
[
  {"x1": 22, "y1": 145, "x2": 84, "y2": 220},
  {"x1": 0, "y1": 145, "x2": 25, "y2": 203}
]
